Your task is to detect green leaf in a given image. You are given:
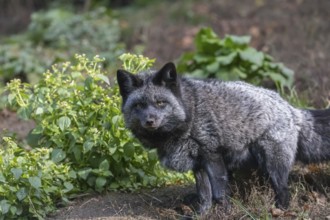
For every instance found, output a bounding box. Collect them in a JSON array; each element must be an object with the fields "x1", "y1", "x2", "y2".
[
  {"x1": 148, "y1": 149, "x2": 158, "y2": 162},
  {"x1": 72, "y1": 146, "x2": 82, "y2": 161},
  {"x1": 239, "y1": 48, "x2": 264, "y2": 67},
  {"x1": 31, "y1": 125, "x2": 43, "y2": 134},
  {"x1": 58, "y1": 116, "x2": 71, "y2": 131},
  {"x1": 16, "y1": 188, "x2": 27, "y2": 201},
  {"x1": 28, "y1": 176, "x2": 41, "y2": 189},
  {"x1": 111, "y1": 115, "x2": 120, "y2": 125},
  {"x1": 190, "y1": 69, "x2": 206, "y2": 78},
  {"x1": 0, "y1": 200, "x2": 10, "y2": 214},
  {"x1": 64, "y1": 182, "x2": 74, "y2": 192},
  {"x1": 195, "y1": 27, "x2": 222, "y2": 54},
  {"x1": 216, "y1": 52, "x2": 237, "y2": 65},
  {"x1": 193, "y1": 54, "x2": 212, "y2": 64},
  {"x1": 233, "y1": 68, "x2": 247, "y2": 79},
  {"x1": 10, "y1": 206, "x2": 17, "y2": 215},
  {"x1": 277, "y1": 63, "x2": 294, "y2": 78},
  {"x1": 95, "y1": 177, "x2": 107, "y2": 190},
  {"x1": 206, "y1": 61, "x2": 219, "y2": 73},
  {"x1": 215, "y1": 69, "x2": 233, "y2": 81},
  {"x1": 84, "y1": 76, "x2": 93, "y2": 90},
  {"x1": 109, "y1": 182, "x2": 119, "y2": 190},
  {"x1": 109, "y1": 146, "x2": 117, "y2": 154},
  {"x1": 83, "y1": 141, "x2": 94, "y2": 153},
  {"x1": 0, "y1": 174, "x2": 6, "y2": 183},
  {"x1": 96, "y1": 74, "x2": 110, "y2": 85},
  {"x1": 35, "y1": 107, "x2": 44, "y2": 115},
  {"x1": 224, "y1": 35, "x2": 251, "y2": 46},
  {"x1": 101, "y1": 170, "x2": 113, "y2": 177},
  {"x1": 15, "y1": 204, "x2": 23, "y2": 215},
  {"x1": 51, "y1": 148, "x2": 66, "y2": 163},
  {"x1": 7, "y1": 93, "x2": 15, "y2": 105},
  {"x1": 176, "y1": 52, "x2": 194, "y2": 72},
  {"x1": 266, "y1": 72, "x2": 287, "y2": 83},
  {"x1": 99, "y1": 159, "x2": 110, "y2": 171},
  {"x1": 17, "y1": 106, "x2": 31, "y2": 120},
  {"x1": 11, "y1": 168, "x2": 23, "y2": 180},
  {"x1": 26, "y1": 132, "x2": 42, "y2": 147},
  {"x1": 124, "y1": 143, "x2": 135, "y2": 158},
  {"x1": 69, "y1": 170, "x2": 77, "y2": 179},
  {"x1": 77, "y1": 168, "x2": 92, "y2": 180},
  {"x1": 71, "y1": 71, "x2": 82, "y2": 78}
]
